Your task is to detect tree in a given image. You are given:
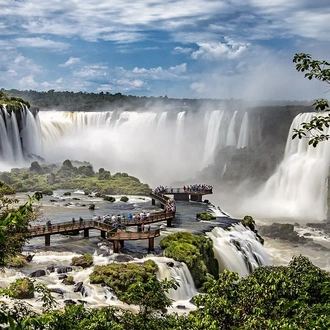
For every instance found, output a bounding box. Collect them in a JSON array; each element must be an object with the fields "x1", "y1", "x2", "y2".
[
  {"x1": 0, "y1": 192, "x2": 42, "y2": 267},
  {"x1": 188, "y1": 255, "x2": 330, "y2": 329},
  {"x1": 292, "y1": 53, "x2": 330, "y2": 147}
]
